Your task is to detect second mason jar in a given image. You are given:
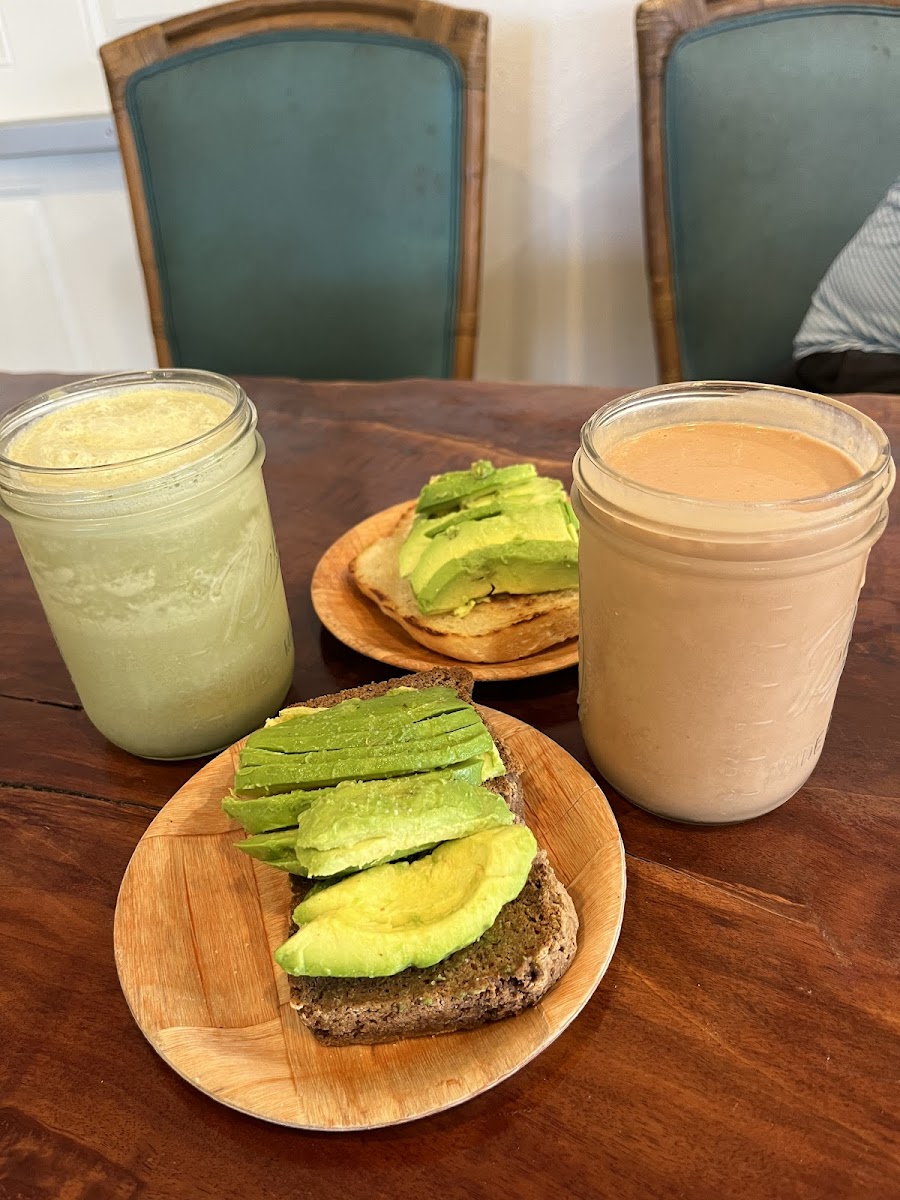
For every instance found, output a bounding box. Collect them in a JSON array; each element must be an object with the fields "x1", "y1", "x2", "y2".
[
  {"x1": 0, "y1": 370, "x2": 294, "y2": 759},
  {"x1": 572, "y1": 382, "x2": 894, "y2": 824}
]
